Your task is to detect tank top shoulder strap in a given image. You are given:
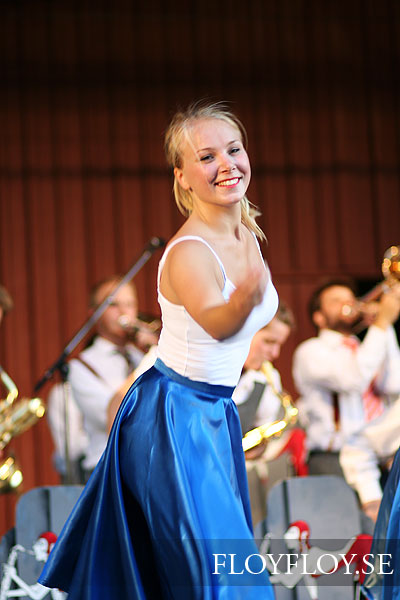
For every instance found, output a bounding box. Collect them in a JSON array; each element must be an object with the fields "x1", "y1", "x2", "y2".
[{"x1": 157, "y1": 235, "x2": 227, "y2": 288}]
